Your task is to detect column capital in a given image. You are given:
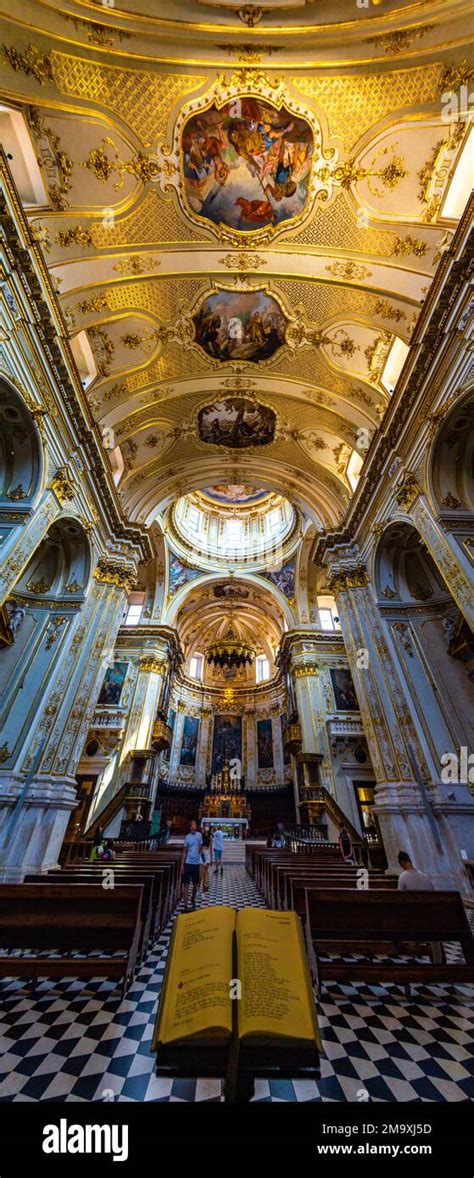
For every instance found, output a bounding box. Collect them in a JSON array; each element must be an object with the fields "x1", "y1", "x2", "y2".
[
  {"x1": 394, "y1": 472, "x2": 422, "y2": 510},
  {"x1": 140, "y1": 656, "x2": 167, "y2": 675},
  {"x1": 293, "y1": 663, "x2": 320, "y2": 679},
  {"x1": 49, "y1": 466, "x2": 78, "y2": 506},
  {"x1": 93, "y1": 557, "x2": 136, "y2": 594},
  {"x1": 328, "y1": 563, "x2": 370, "y2": 594}
]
